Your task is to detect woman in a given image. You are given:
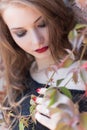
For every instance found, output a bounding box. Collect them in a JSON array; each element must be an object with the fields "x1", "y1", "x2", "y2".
[{"x1": 0, "y1": 0, "x2": 87, "y2": 130}]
